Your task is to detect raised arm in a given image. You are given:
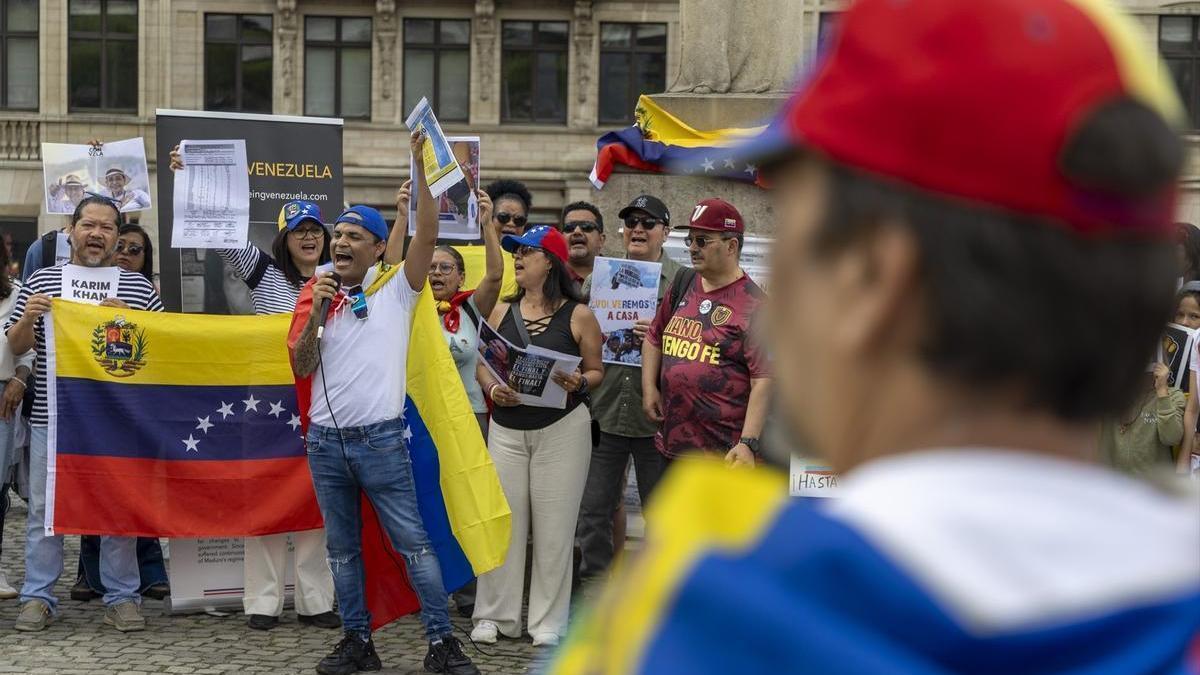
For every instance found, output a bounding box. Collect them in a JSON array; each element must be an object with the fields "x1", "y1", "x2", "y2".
[
  {"x1": 385, "y1": 179, "x2": 411, "y2": 266},
  {"x1": 405, "y1": 130, "x2": 439, "y2": 292},
  {"x1": 472, "y1": 190, "x2": 503, "y2": 318}
]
